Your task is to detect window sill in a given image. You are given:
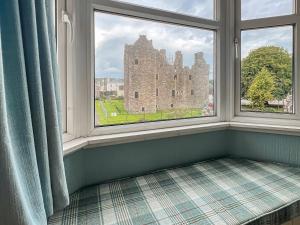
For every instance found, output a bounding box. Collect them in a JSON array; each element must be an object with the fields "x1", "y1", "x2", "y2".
[
  {"x1": 63, "y1": 120, "x2": 300, "y2": 156},
  {"x1": 229, "y1": 121, "x2": 300, "y2": 136},
  {"x1": 63, "y1": 122, "x2": 229, "y2": 155}
]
